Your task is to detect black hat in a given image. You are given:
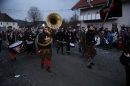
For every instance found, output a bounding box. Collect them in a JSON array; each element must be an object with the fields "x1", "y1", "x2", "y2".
[
  {"x1": 8, "y1": 26, "x2": 12, "y2": 28},
  {"x1": 28, "y1": 28, "x2": 31, "y2": 30}
]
